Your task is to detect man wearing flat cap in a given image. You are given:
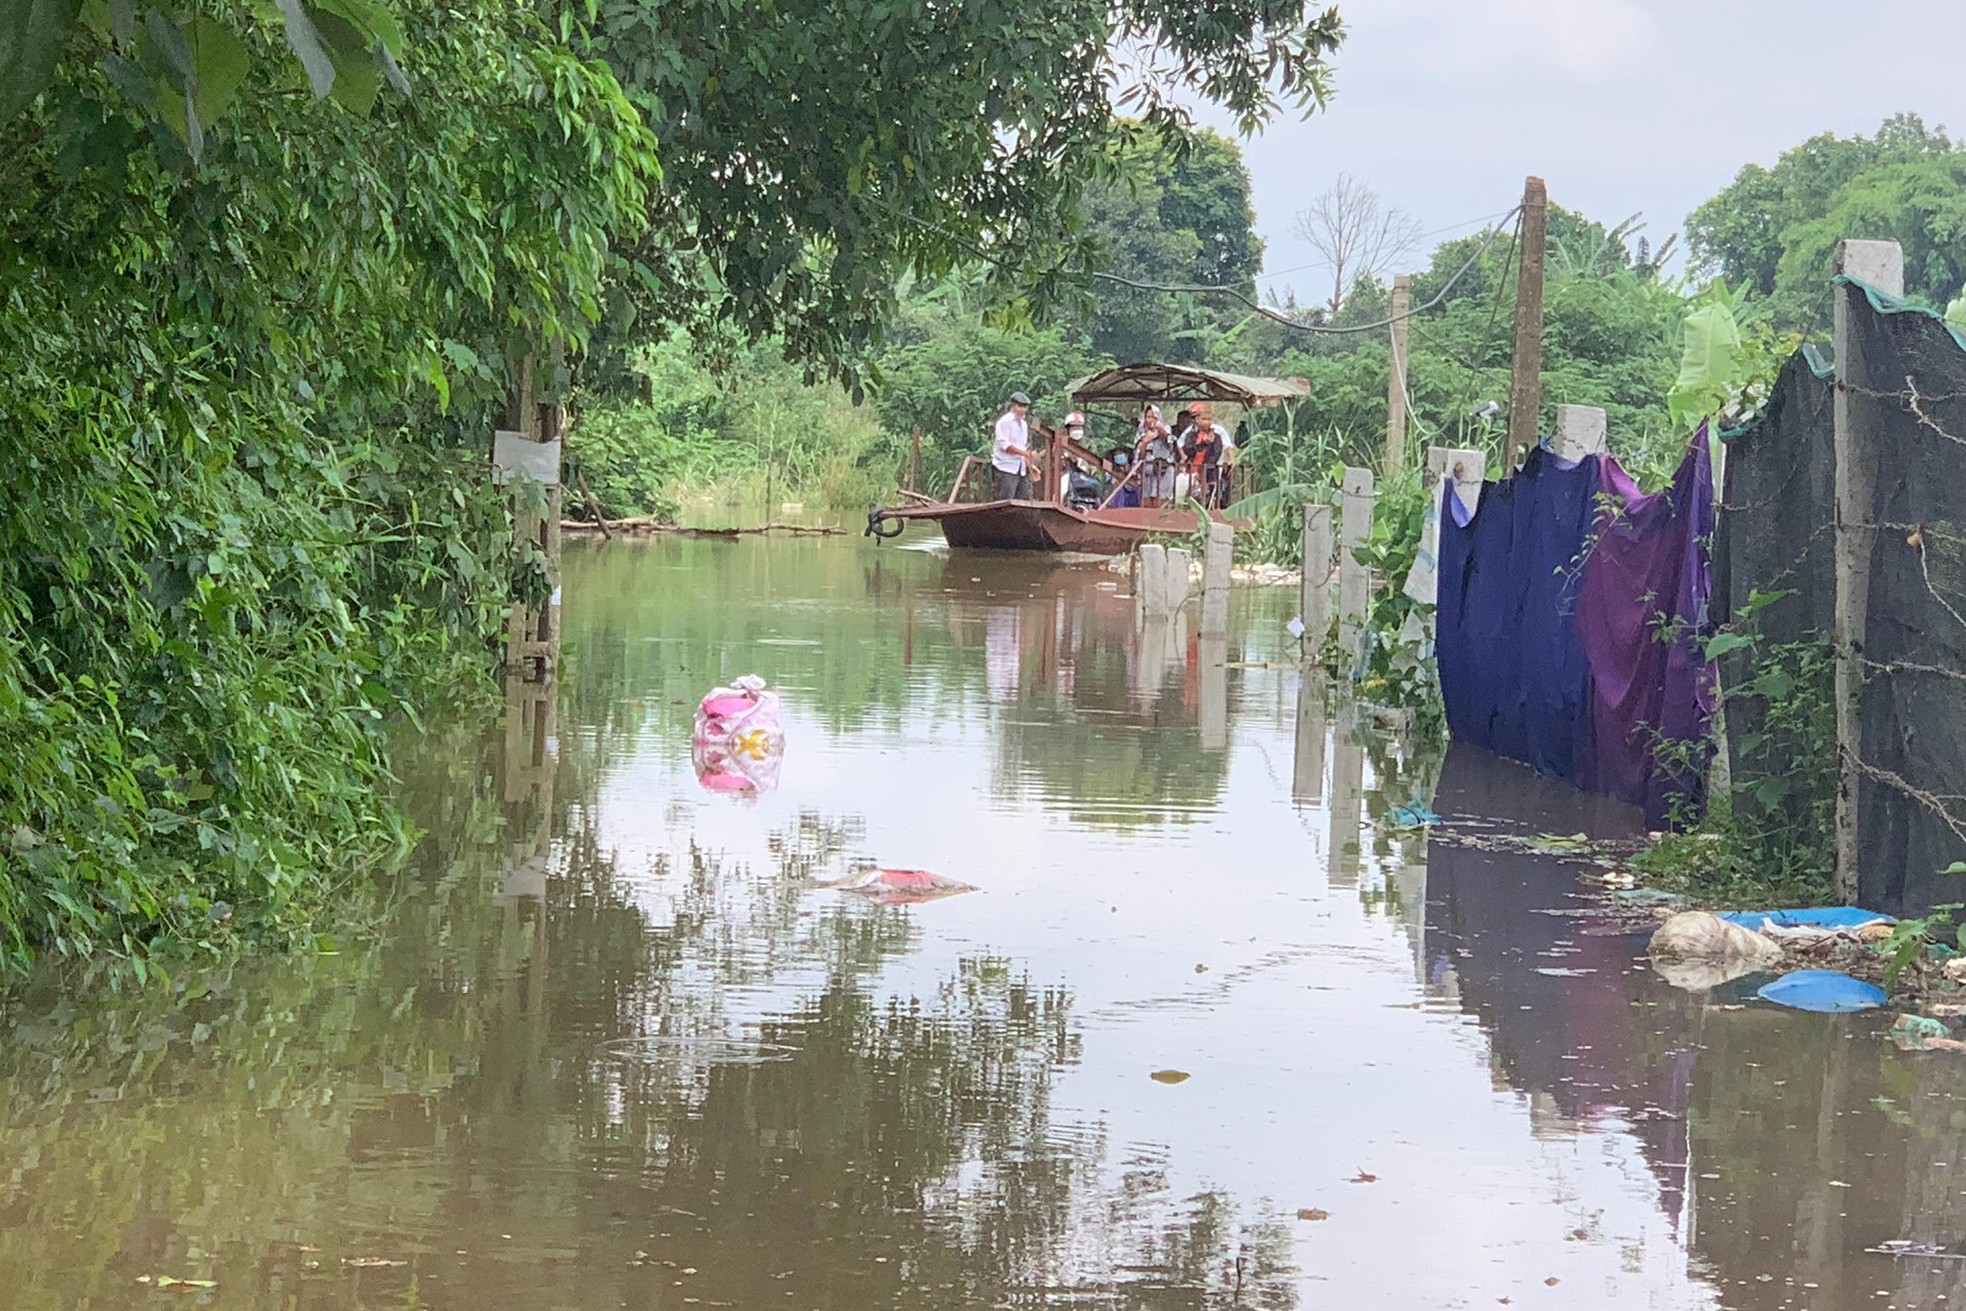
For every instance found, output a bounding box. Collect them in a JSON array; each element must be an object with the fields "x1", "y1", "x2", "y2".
[{"x1": 992, "y1": 390, "x2": 1034, "y2": 501}]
